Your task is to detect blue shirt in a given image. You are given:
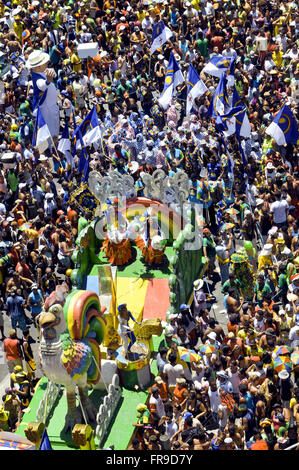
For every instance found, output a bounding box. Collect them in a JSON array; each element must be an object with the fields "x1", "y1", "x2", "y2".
[
  {"x1": 28, "y1": 290, "x2": 43, "y2": 315},
  {"x1": 207, "y1": 162, "x2": 221, "y2": 181},
  {"x1": 6, "y1": 295, "x2": 25, "y2": 318}
]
